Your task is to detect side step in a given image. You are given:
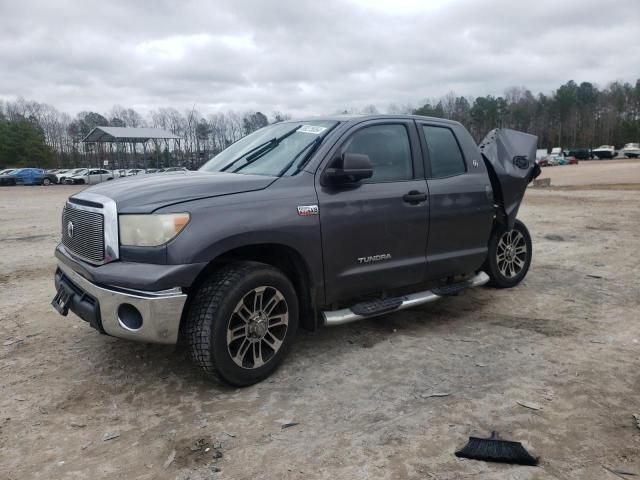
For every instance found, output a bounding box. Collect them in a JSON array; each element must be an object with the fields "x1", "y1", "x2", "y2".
[{"x1": 323, "y1": 271, "x2": 490, "y2": 326}]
